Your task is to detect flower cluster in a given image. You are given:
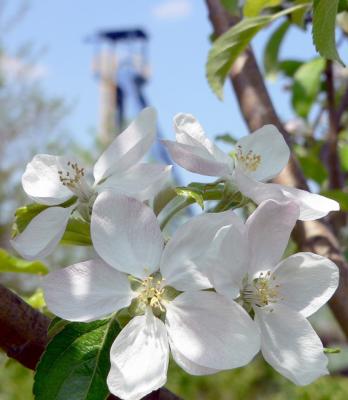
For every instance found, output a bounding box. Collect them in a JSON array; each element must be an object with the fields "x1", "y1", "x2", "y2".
[{"x1": 12, "y1": 108, "x2": 340, "y2": 400}]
